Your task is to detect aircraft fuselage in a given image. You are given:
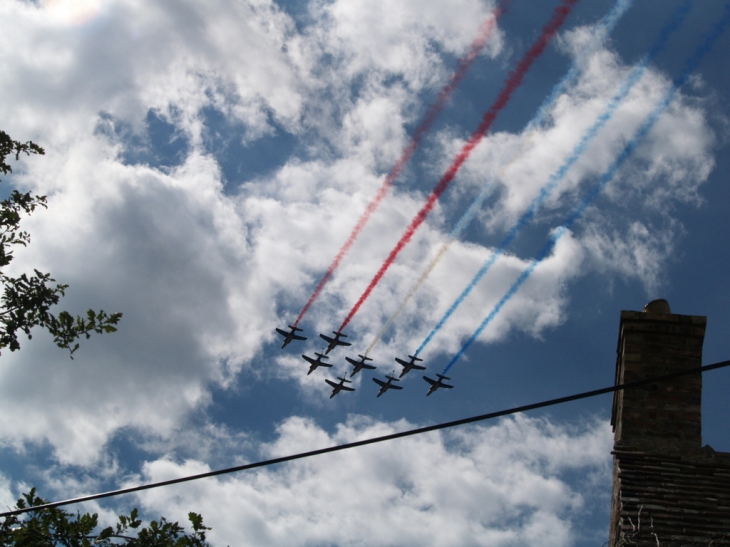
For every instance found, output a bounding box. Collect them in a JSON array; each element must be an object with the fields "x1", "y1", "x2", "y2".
[{"x1": 320, "y1": 331, "x2": 352, "y2": 355}]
